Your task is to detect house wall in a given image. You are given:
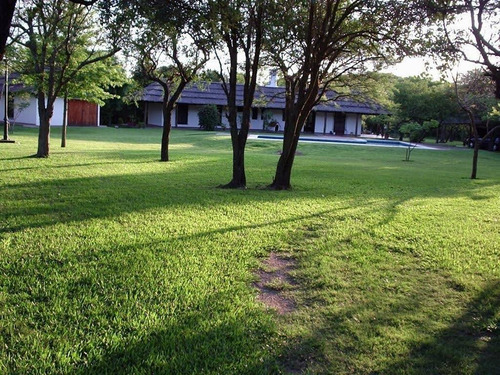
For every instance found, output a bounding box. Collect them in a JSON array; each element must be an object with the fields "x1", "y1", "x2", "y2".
[
  {"x1": 180, "y1": 104, "x2": 203, "y2": 128},
  {"x1": 147, "y1": 103, "x2": 163, "y2": 126},
  {"x1": 314, "y1": 112, "x2": 335, "y2": 134},
  {"x1": 178, "y1": 106, "x2": 286, "y2": 130},
  {"x1": 14, "y1": 96, "x2": 38, "y2": 125},
  {"x1": 258, "y1": 109, "x2": 285, "y2": 131},
  {"x1": 50, "y1": 98, "x2": 65, "y2": 126},
  {"x1": 145, "y1": 102, "x2": 362, "y2": 135},
  {"x1": 146, "y1": 104, "x2": 287, "y2": 131},
  {"x1": 11, "y1": 96, "x2": 69, "y2": 127},
  {"x1": 345, "y1": 114, "x2": 361, "y2": 136}
]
